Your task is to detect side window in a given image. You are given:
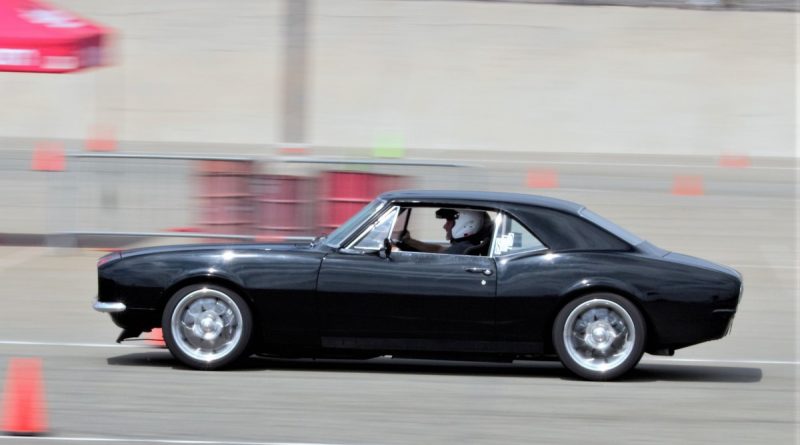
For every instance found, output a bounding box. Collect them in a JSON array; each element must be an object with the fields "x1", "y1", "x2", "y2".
[
  {"x1": 390, "y1": 207, "x2": 410, "y2": 241},
  {"x1": 493, "y1": 215, "x2": 546, "y2": 256},
  {"x1": 405, "y1": 207, "x2": 449, "y2": 245},
  {"x1": 401, "y1": 207, "x2": 497, "y2": 256},
  {"x1": 352, "y1": 207, "x2": 398, "y2": 250}
]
